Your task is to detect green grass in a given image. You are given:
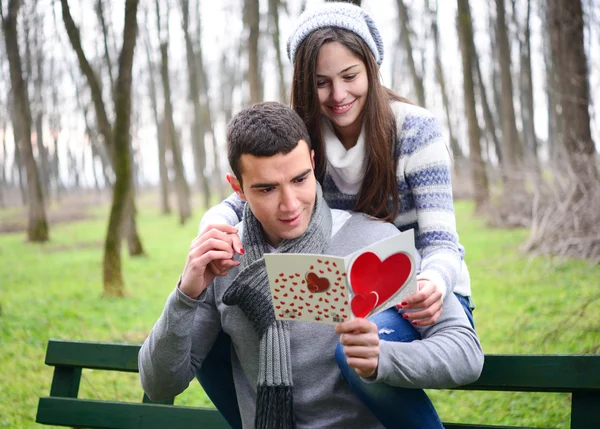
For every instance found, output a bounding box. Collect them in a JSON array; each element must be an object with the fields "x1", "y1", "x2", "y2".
[{"x1": 0, "y1": 198, "x2": 598, "y2": 428}]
